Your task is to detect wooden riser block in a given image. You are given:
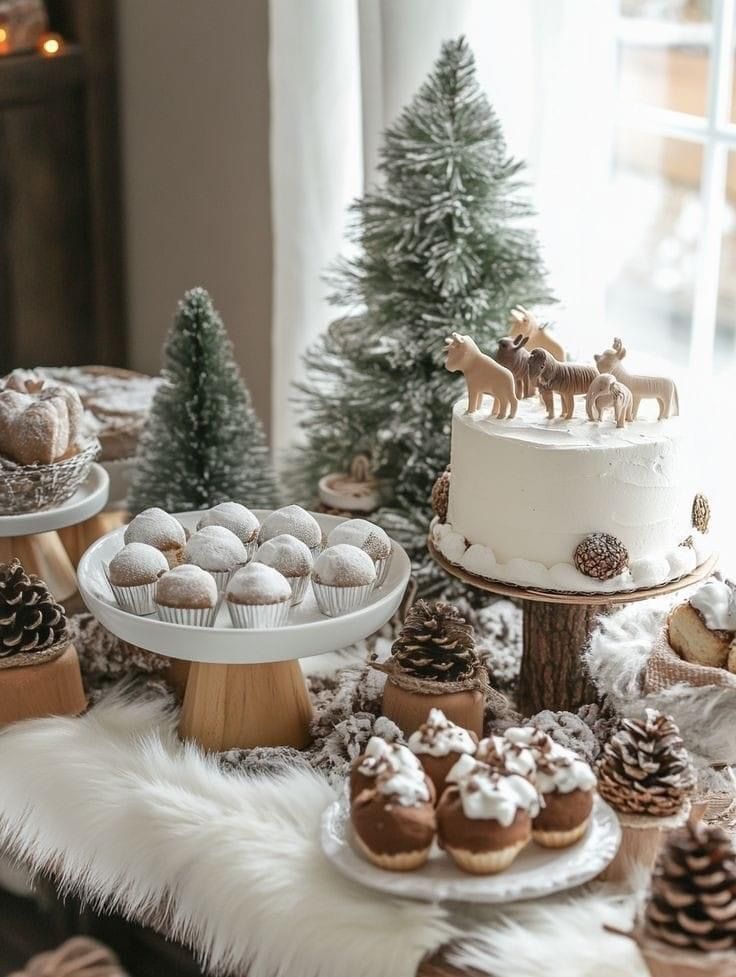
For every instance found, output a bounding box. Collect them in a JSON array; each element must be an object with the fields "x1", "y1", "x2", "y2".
[
  {"x1": 166, "y1": 659, "x2": 191, "y2": 701},
  {"x1": 179, "y1": 659, "x2": 313, "y2": 752},
  {"x1": 0, "y1": 532, "x2": 77, "y2": 602},
  {"x1": 0, "y1": 644, "x2": 86, "y2": 726},
  {"x1": 58, "y1": 510, "x2": 127, "y2": 567},
  {"x1": 382, "y1": 681, "x2": 484, "y2": 738},
  {"x1": 599, "y1": 822, "x2": 663, "y2": 883}
]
